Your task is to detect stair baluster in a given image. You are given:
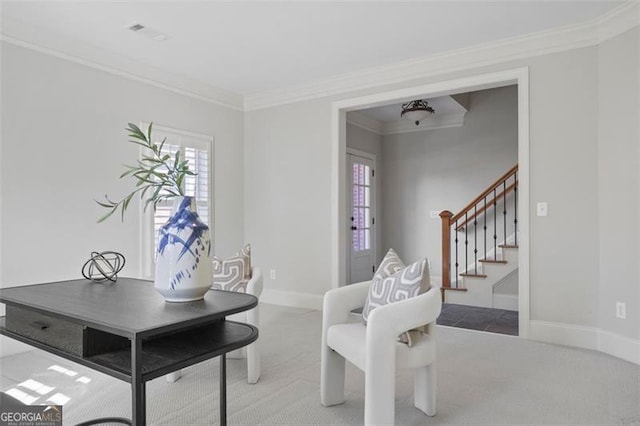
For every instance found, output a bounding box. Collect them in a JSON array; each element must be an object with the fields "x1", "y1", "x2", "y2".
[
  {"x1": 514, "y1": 171, "x2": 518, "y2": 247},
  {"x1": 503, "y1": 180, "x2": 507, "y2": 248},
  {"x1": 473, "y1": 205, "x2": 478, "y2": 275},
  {"x1": 493, "y1": 188, "x2": 498, "y2": 260}
]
